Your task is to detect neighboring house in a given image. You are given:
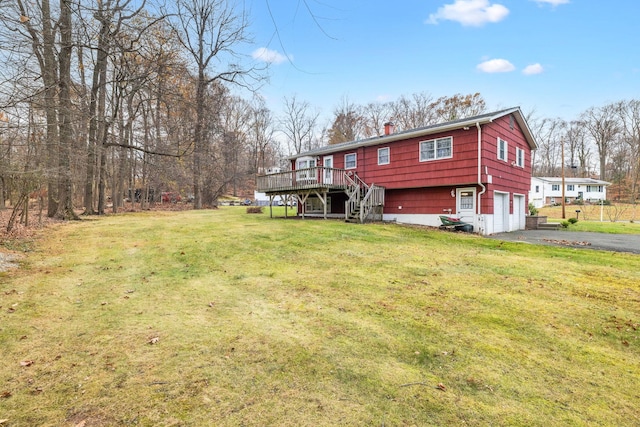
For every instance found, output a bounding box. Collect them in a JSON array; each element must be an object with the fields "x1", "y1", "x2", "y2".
[
  {"x1": 529, "y1": 177, "x2": 610, "y2": 208},
  {"x1": 256, "y1": 107, "x2": 537, "y2": 235}
]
